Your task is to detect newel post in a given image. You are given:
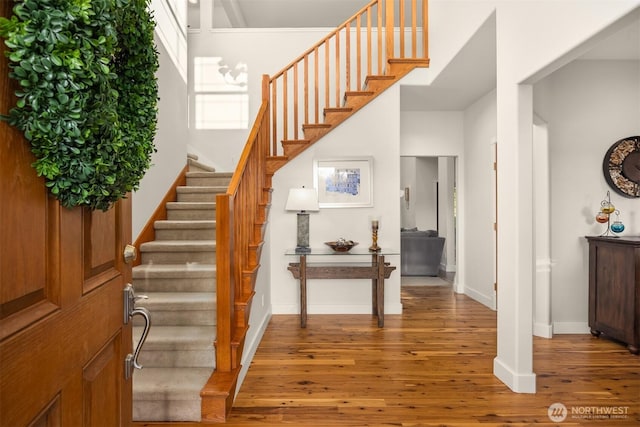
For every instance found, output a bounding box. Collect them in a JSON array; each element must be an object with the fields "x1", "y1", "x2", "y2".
[
  {"x1": 385, "y1": 0, "x2": 395, "y2": 61},
  {"x1": 216, "y1": 193, "x2": 233, "y2": 372}
]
